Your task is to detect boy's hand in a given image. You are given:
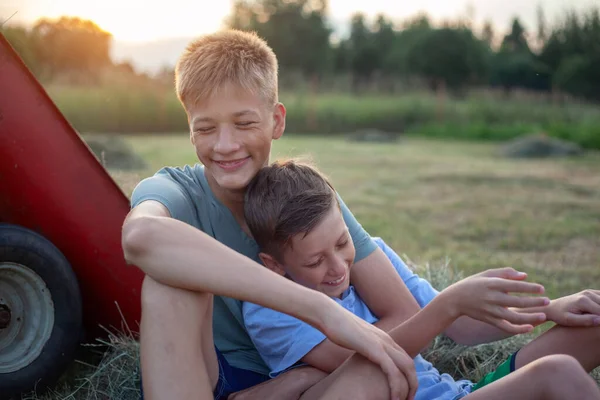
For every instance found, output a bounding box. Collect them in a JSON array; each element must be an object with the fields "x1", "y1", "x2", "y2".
[
  {"x1": 444, "y1": 267, "x2": 549, "y2": 334},
  {"x1": 321, "y1": 302, "x2": 418, "y2": 400},
  {"x1": 546, "y1": 290, "x2": 600, "y2": 327}
]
